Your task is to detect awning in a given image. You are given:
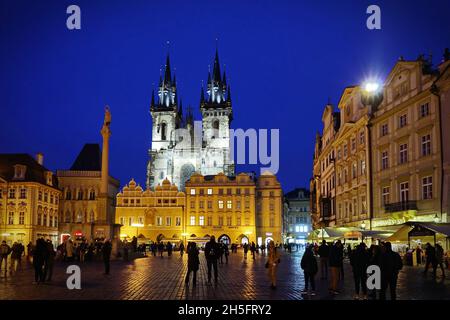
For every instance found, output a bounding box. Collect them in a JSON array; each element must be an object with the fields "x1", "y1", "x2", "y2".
[{"x1": 386, "y1": 222, "x2": 450, "y2": 242}]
